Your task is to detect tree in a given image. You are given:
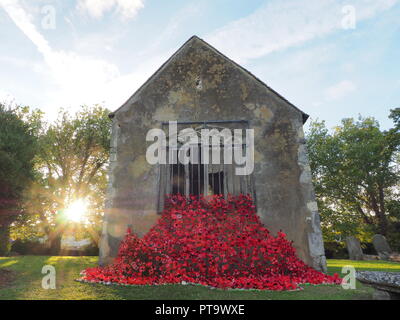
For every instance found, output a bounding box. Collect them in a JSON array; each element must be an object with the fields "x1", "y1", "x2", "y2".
[
  {"x1": 386, "y1": 108, "x2": 400, "y2": 249},
  {"x1": 306, "y1": 113, "x2": 399, "y2": 243},
  {"x1": 389, "y1": 107, "x2": 400, "y2": 131},
  {"x1": 0, "y1": 104, "x2": 37, "y2": 255},
  {"x1": 30, "y1": 105, "x2": 111, "y2": 254}
]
